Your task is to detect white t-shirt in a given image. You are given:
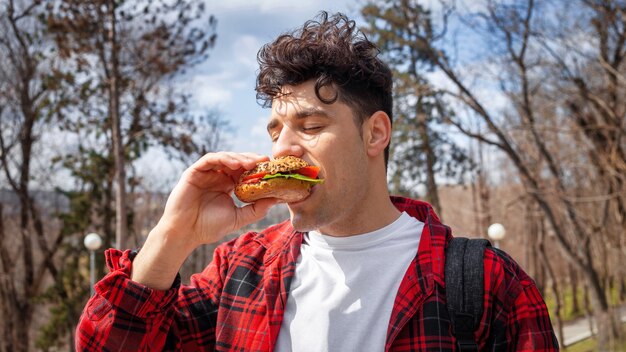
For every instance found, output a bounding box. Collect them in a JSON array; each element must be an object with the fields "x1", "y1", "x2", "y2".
[{"x1": 274, "y1": 212, "x2": 424, "y2": 352}]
